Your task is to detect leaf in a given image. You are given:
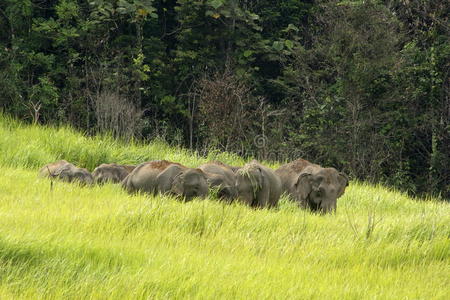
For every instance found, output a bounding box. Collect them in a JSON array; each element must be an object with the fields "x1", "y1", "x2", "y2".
[
  {"x1": 209, "y1": 0, "x2": 223, "y2": 10},
  {"x1": 286, "y1": 24, "x2": 299, "y2": 32},
  {"x1": 284, "y1": 40, "x2": 294, "y2": 50},
  {"x1": 116, "y1": 7, "x2": 127, "y2": 14},
  {"x1": 272, "y1": 41, "x2": 284, "y2": 51},
  {"x1": 249, "y1": 13, "x2": 260, "y2": 20},
  {"x1": 243, "y1": 50, "x2": 253, "y2": 58},
  {"x1": 221, "y1": 9, "x2": 231, "y2": 17},
  {"x1": 117, "y1": 0, "x2": 134, "y2": 14},
  {"x1": 212, "y1": 13, "x2": 220, "y2": 19},
  {"x1": 137, "y1": 8, "x2": 148, "y2": 17}
]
